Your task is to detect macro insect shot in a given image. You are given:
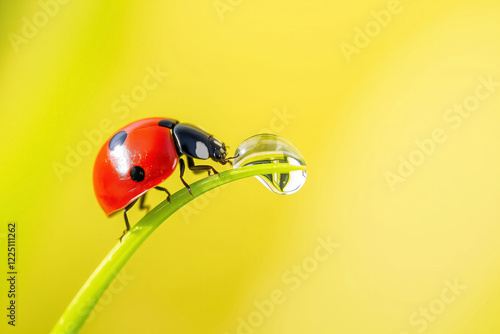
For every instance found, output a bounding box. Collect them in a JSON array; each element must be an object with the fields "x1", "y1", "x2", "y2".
[{"x1": 1, "y1": 1, "x2": 500, "y2": 334}]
